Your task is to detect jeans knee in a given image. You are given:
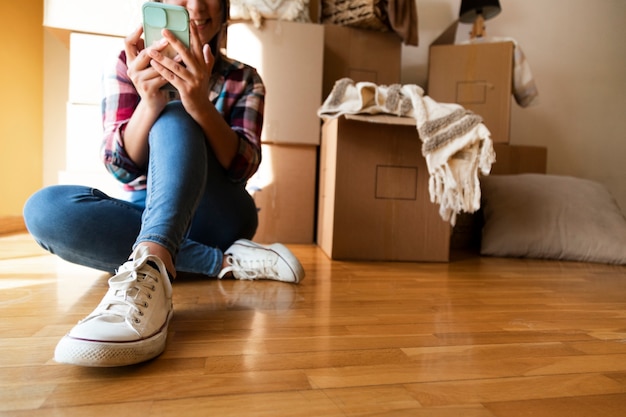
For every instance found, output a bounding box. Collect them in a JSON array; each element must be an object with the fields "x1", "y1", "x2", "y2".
[
  {"x1": 23, "y1": 187, "x2": 57, "y2": 240},
  {"x1": 156, "y1": 101, "x2": 195, "y2": 129},
  {"x1": 153, "y1": 102, "x2": 204, "y2": 144},
  {"x1": 23, "y1": 185, "x2": 91, "y2": 240}
]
